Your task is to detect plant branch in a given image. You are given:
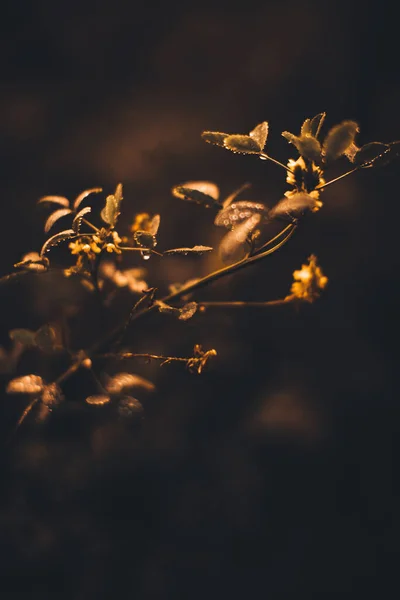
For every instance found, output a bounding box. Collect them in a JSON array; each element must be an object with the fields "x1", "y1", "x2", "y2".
[{"x1": 259, "y1": 153, "x2": 293, "y2": 172}]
